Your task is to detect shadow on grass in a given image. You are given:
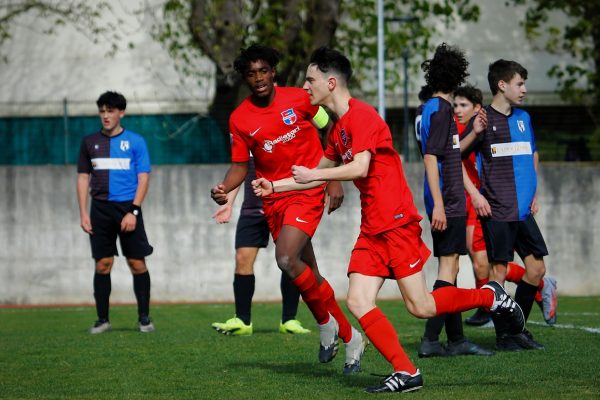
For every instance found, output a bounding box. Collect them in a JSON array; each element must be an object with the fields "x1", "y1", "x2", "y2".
[{"x1": 228, "y1": 360, "x2": 387, "y2": 389}]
